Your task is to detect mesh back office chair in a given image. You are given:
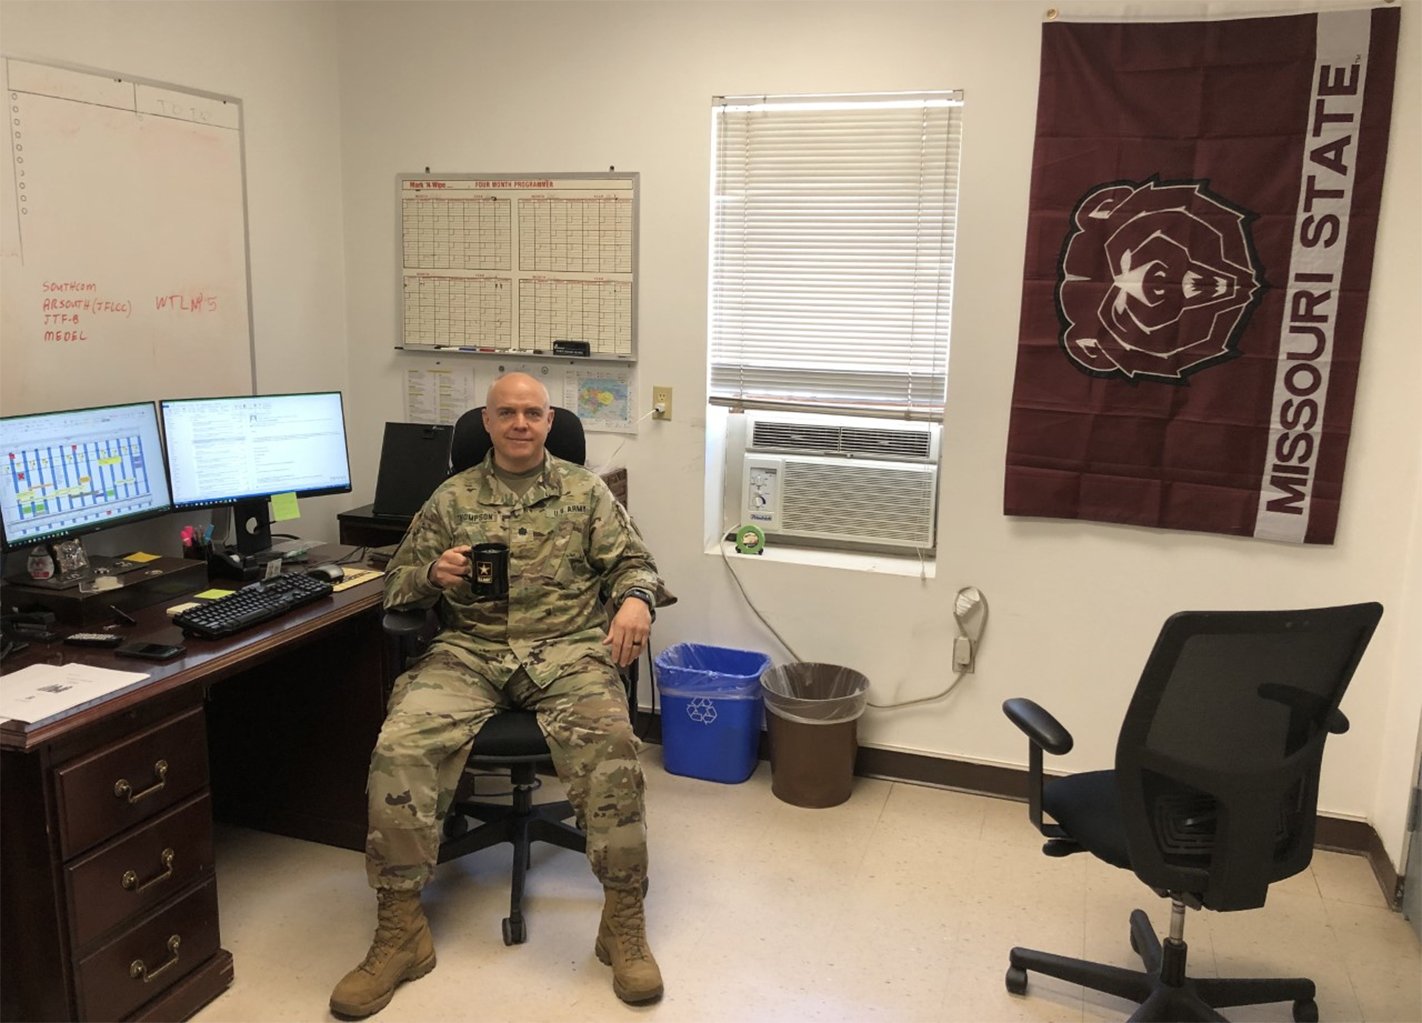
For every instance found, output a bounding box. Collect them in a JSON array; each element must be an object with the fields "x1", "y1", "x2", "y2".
[
  {"x1": 384, "y1": 405, "x2": 631, "y2": 946},
  {"x1": 1001, "y1": 602, "x2": 1383, "y2": 1023}
]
